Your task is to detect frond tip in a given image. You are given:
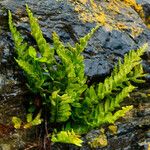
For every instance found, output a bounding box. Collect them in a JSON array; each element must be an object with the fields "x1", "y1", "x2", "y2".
[
  {"x1": 108, "y1": 105, "x2": 133, "y2": 124},
  {"x1": 51, "y1": 130, "x2": 83, "y2": 146}
]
